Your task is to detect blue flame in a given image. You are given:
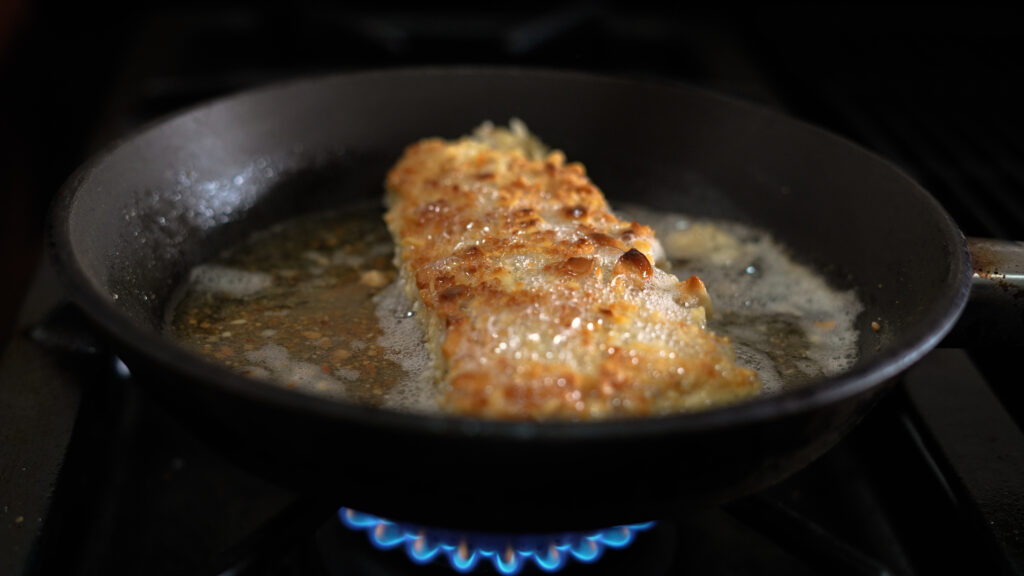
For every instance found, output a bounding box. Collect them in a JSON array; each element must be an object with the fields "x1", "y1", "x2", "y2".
[{"x1": 338, "y1": 507, "x2": 654, "y2": 574}]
